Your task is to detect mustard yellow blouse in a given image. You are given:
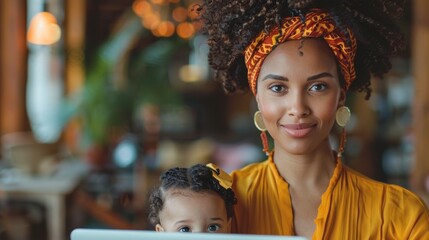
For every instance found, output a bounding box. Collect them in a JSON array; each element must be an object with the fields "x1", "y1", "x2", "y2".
[{"x1": 231, "y1": 154, "x2": 429, "y2": 239}]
